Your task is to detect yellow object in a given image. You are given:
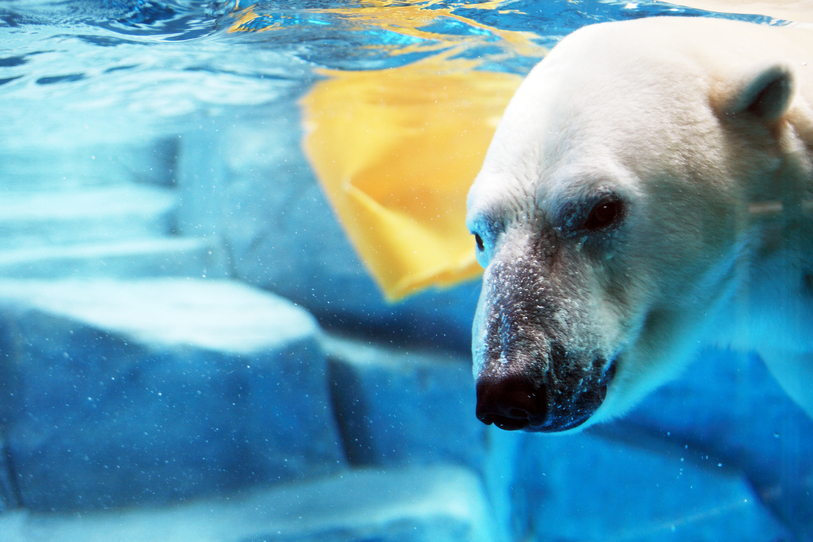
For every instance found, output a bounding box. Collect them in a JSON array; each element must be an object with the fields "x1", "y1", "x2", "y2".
[
  {"x1": 301, "y1": 56, "x2": 523, "y2": 300},
  {"x1": 227, "y1": 0, "x2": 543, "y2": 300}
]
